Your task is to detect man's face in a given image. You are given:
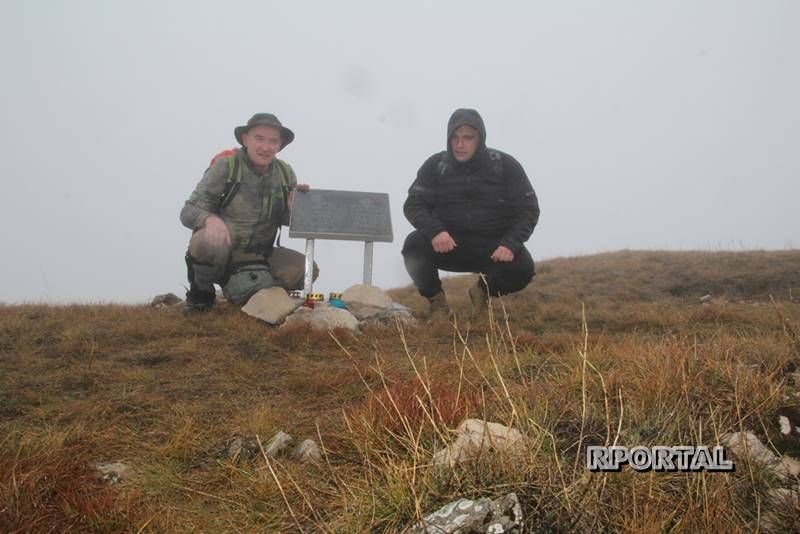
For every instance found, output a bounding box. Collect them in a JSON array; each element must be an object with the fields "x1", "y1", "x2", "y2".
[
  {"x1": 450, "y1": 125, "x2": 480, "y2": 162},
  {"x1": 242, "y1": 126, "x2": 282, "y2": 168}
]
